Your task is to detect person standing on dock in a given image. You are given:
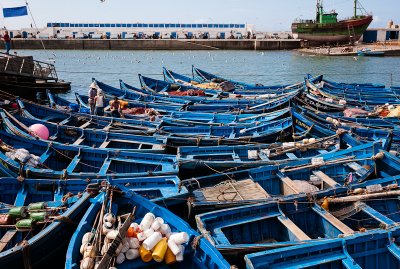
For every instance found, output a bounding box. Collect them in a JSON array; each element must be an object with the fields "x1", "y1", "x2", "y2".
[
  {"x1": 3, "y1": 31, "x2": 11, "y2": 54},
  {"x1": 94, "y1": 89, "x2": 105, "y2": 116},
  {"x1": 88, "y1": 82, "x2": 98, "y2": 115}
]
